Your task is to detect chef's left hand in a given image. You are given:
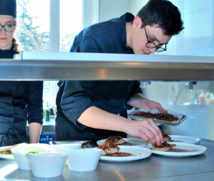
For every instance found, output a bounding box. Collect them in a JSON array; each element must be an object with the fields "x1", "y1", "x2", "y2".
[
  {"x1": 140, "y1": 98, "x2": 167, "y2": 113},
  {"x1": 127, "y1": 94, "x2": 167, "y2": 113}
]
